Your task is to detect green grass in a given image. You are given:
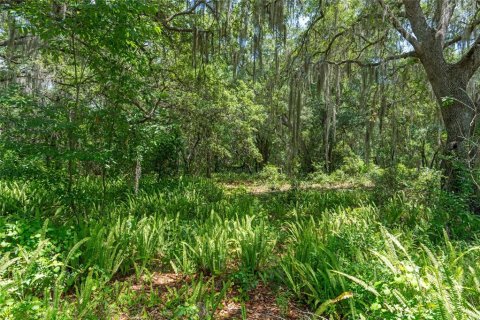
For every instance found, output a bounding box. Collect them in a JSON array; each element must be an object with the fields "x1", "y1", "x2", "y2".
[{"x1": 0, "y1": 175, "x2": 479, "y2": 319}]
